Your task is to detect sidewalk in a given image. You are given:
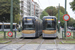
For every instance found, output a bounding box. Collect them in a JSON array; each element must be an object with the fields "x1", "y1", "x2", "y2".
[
  {"x1": 57, "y1": 31, "x2": 63, "y2": 39},
  {"x1": 0, "y1": 44, "x2": 75, "y2": 50}
]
